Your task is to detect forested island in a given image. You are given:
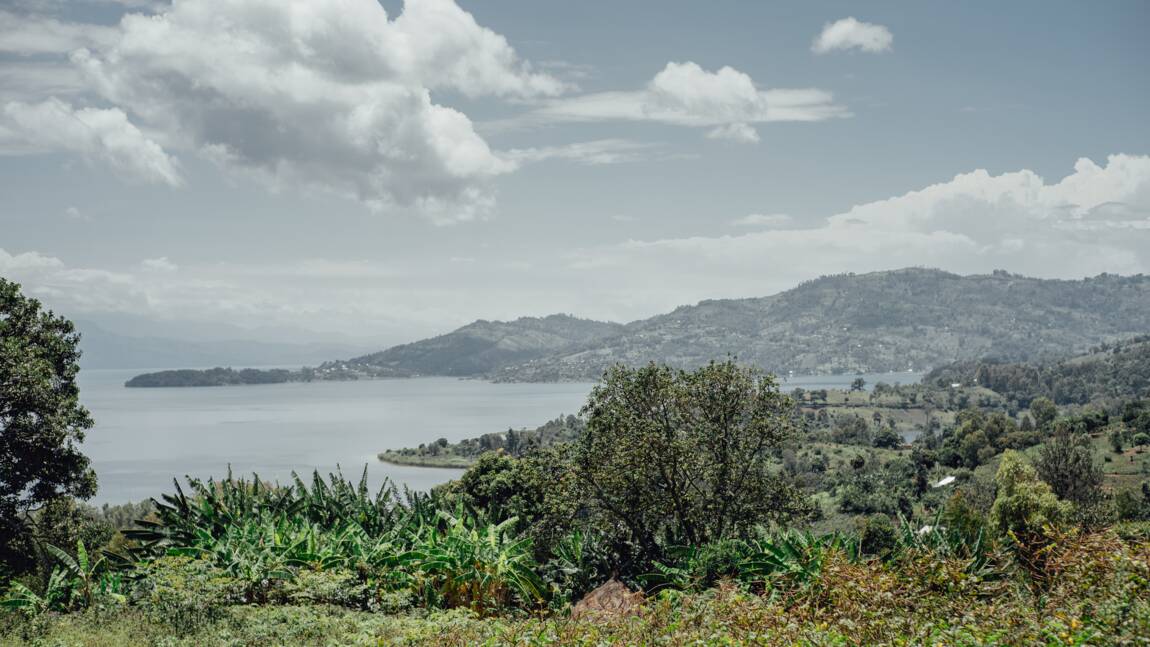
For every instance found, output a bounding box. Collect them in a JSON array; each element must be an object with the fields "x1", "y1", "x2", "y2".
[{"x1": 126, "y1": 268, "x2": 1150, "y2": 388}]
